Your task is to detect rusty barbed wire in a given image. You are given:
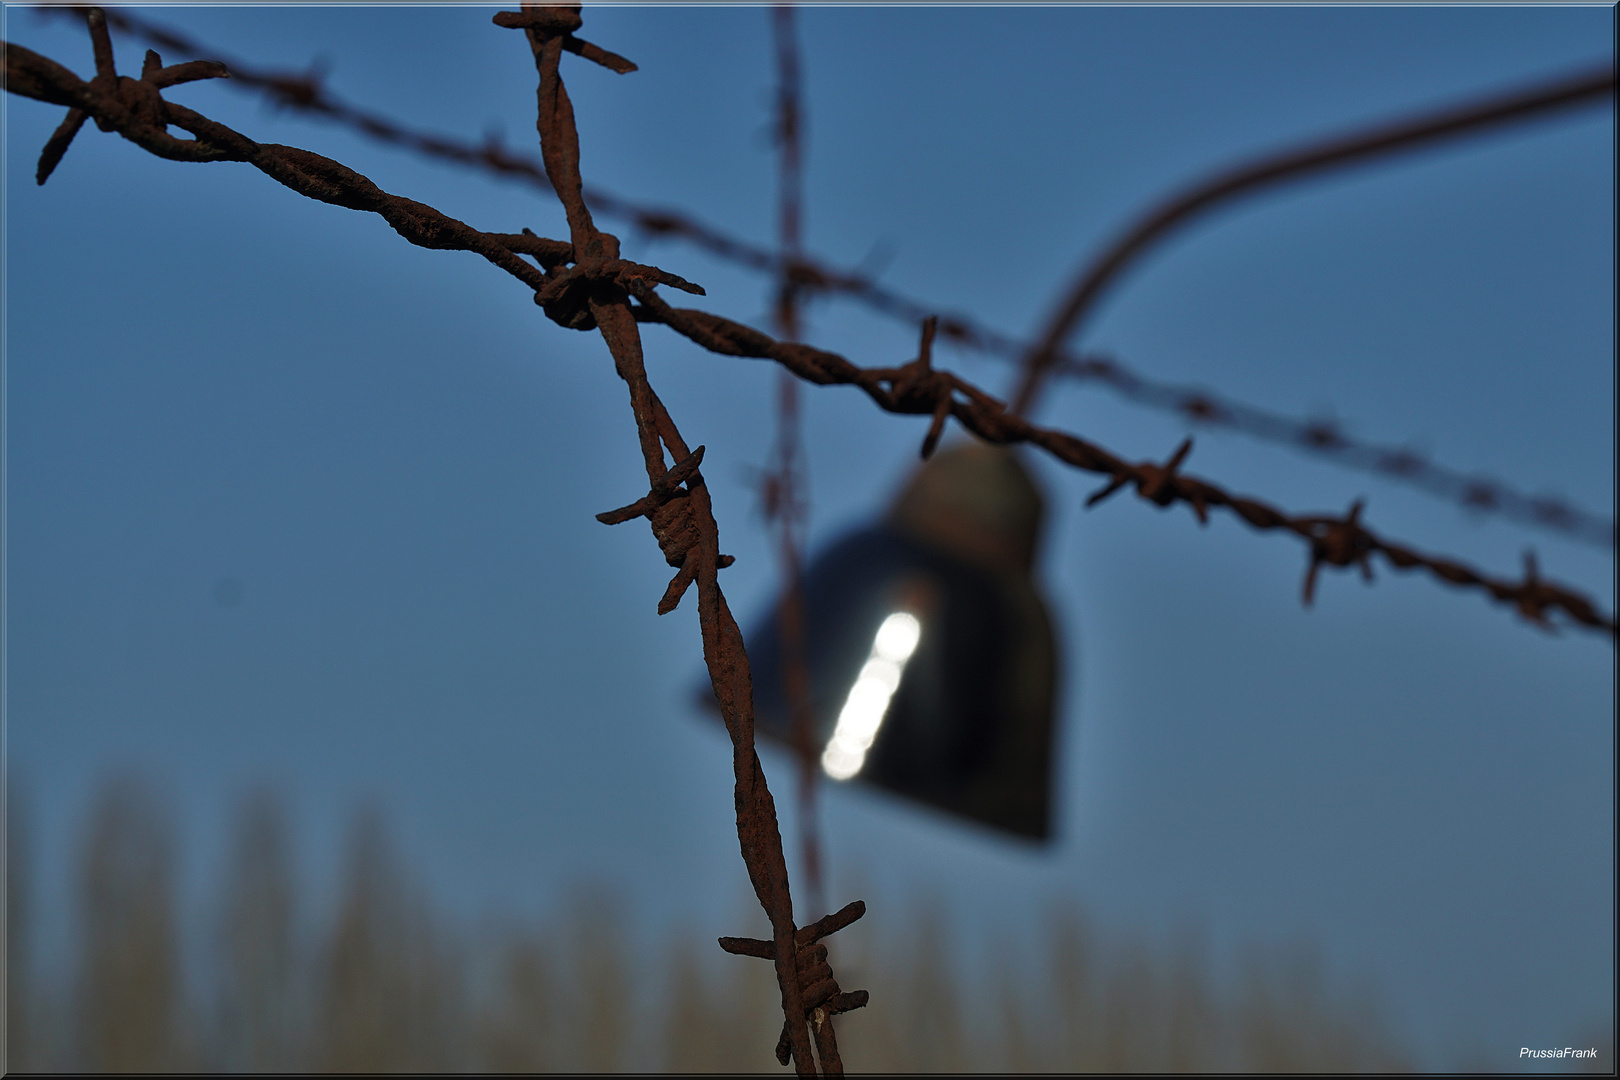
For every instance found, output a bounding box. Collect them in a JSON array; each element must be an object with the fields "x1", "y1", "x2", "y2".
[
  {"x1": 5, "y1": 9, "x2": 1612, "y2": 631},
  {"x1": 6, "y1": 7, "x2": 863, "y2": 1074},
  {"x1": 1047, "y1": 355, "x2": 1617, "y2": 549},
  {"x1": 57, "y1": 4, "x2": 1616, "y2": 551},
  {"x1": 762, "y1": 3, "x2": 826, "y2": 924},
  {"x1": 621, "y1": 297, "x2": 1616, "y2": 639},
  {"x1": 4, "y1": 4, "x2": 1613, "y2": 1068},
  {"x1": 500, "y1": 6, "x2": 864, "y2": 1071},
  {"x1": 720, "y1": 899, "x2": 872, "y2": 1072},
  {"x1": 36, "y1": 4, "x2": 770, "y2": 269}
]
